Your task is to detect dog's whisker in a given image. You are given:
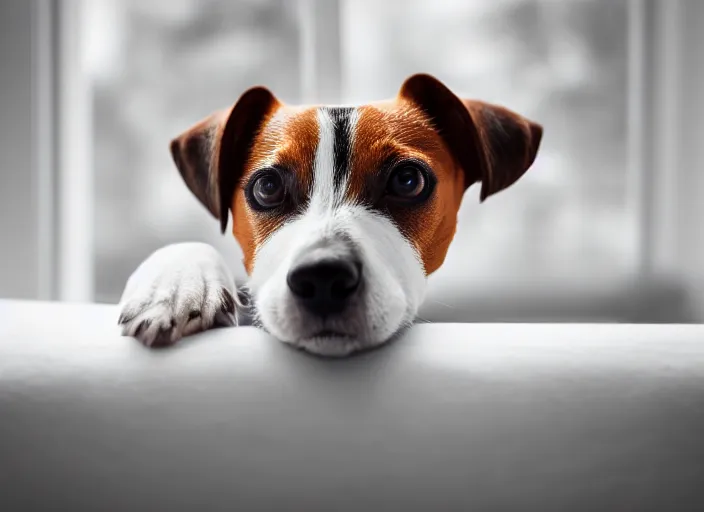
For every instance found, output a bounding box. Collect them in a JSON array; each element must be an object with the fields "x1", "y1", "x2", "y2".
[{"x1": 428, "y1": 299, "x2": 457, "y2": 309}]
